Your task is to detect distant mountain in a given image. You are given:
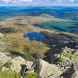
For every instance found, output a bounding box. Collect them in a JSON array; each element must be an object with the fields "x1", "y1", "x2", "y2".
[{"x1": 0, "y1": 6, "x2": 78, "y2": 20}]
